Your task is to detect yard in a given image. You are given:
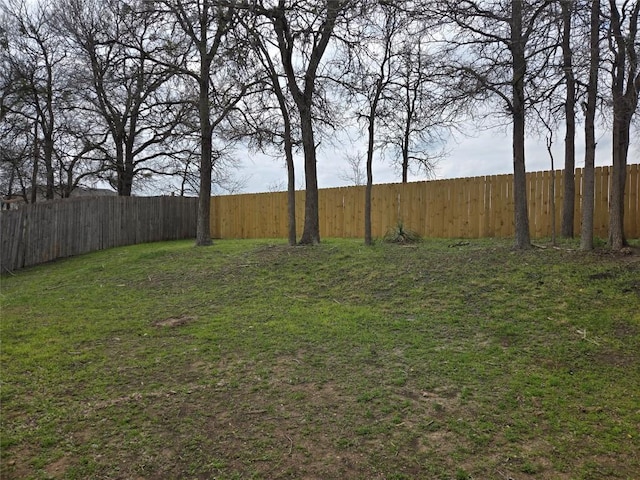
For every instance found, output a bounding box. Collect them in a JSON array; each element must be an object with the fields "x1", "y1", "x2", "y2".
[{"x1": 1, "y1": 238, "x2": 639, "y2": 479}]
